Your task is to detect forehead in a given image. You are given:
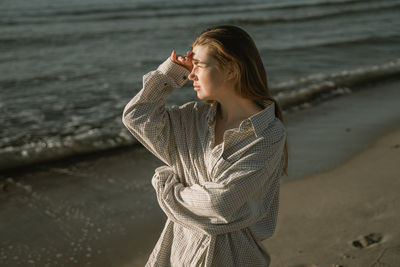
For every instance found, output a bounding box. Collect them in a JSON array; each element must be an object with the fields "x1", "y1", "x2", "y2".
[{"x1": 192, "y1": 45, "x2": 214, "y2": 62}]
